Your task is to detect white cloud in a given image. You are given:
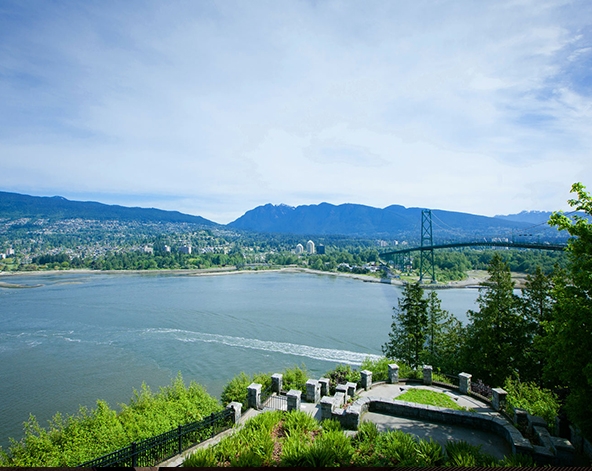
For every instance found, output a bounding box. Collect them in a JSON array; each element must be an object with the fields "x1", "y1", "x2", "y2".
[{"x1": 0, "y1": 0, "x2": 590, "y2": 223}]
